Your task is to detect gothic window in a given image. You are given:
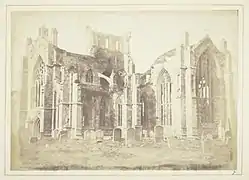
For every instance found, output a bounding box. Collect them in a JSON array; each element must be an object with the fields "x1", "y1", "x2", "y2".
[
  {"x1": 198, "y1": 77, "x2": 209, "y2": 99},
  {"x1": 86, "y1": 69, "x2": 93, "y2": 83},
  {"x1": 100, "y1": 97, "x2": 106, "y2": 127},
  {"x1": 195, "y1": 50, "x2": 217, "y2": 125},
  {"x1": 158, "y1": 69, "x2": 172, "y2": 126},
  {"x1": 118, "y1": 104, "x2": 122, "y2": 126}
]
